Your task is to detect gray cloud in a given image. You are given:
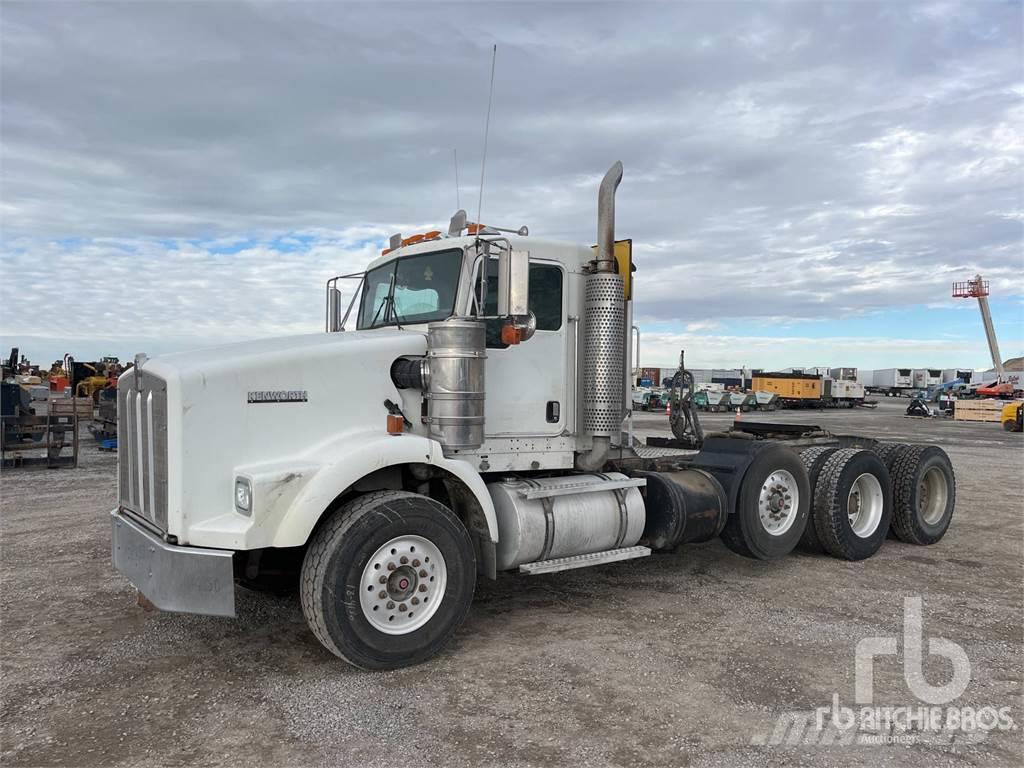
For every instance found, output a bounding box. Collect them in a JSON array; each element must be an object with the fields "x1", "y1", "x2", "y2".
[{"x1": 1, "y1": 0, "x2": 1021, "y2": 363}]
